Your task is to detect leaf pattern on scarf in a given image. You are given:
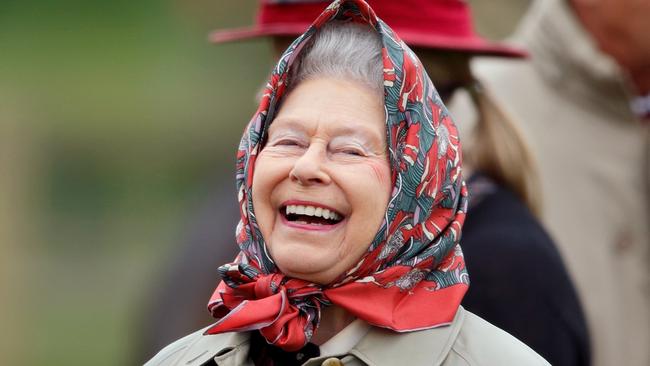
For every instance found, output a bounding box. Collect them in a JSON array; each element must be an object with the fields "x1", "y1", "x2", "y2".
[{"x1": 205, "y1": 0, "x2": 469, "y2": 351}]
